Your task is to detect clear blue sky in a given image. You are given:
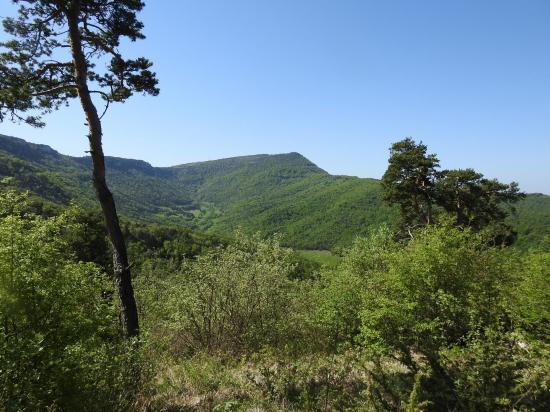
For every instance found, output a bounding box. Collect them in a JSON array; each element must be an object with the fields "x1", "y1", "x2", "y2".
[{"x1": 1, "y1": 0, "x2": 549, "y2": 193}]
